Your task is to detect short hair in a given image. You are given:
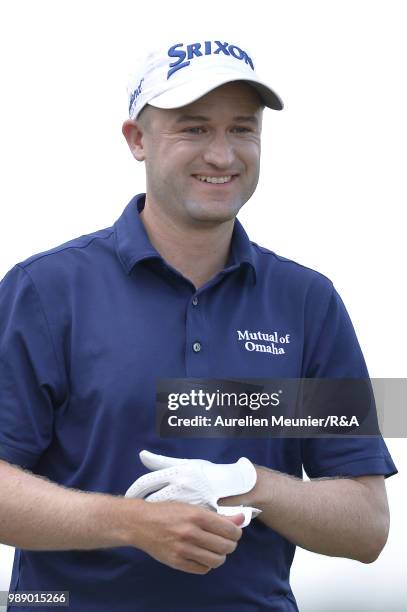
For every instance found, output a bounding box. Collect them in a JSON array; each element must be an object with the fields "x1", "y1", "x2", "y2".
[{"x1": 136, "y1": 104, "x2": 151, "y2": 127}]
